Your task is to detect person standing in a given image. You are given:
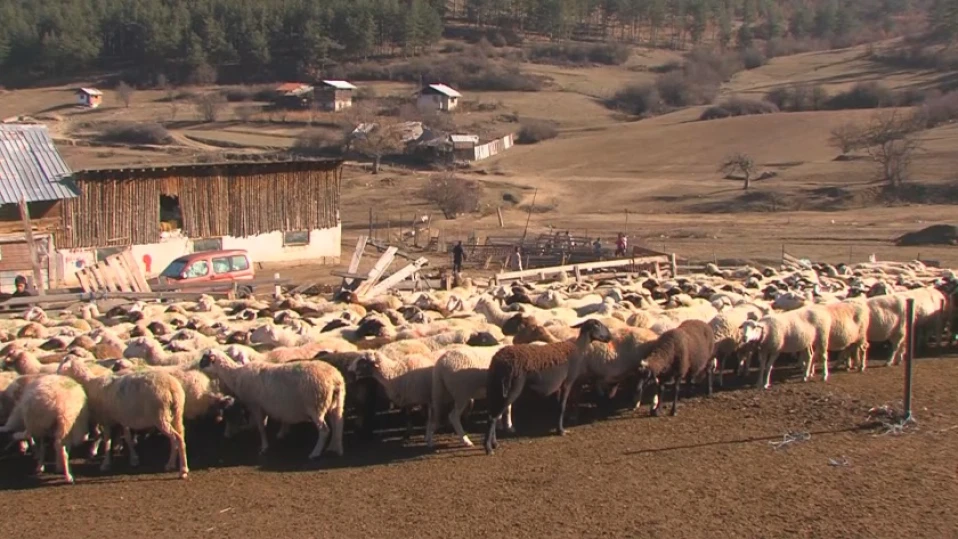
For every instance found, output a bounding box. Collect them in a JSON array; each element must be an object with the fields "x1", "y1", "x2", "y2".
[
  {"x1": 615, "y1": 233, "x2": 628, "y2": 257},
  {"x1": 452, "y1": 241, "x2": 466, "y2": 274},
  {"x1": 512, "y1": 245, "x2": 523, "y2": 271},
  {"x1": 10, "y1": 275, "x2": 34, "y2": 298},
  {"x1": 593, "y1": 238, "x2": 602, "y2": 259}
]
